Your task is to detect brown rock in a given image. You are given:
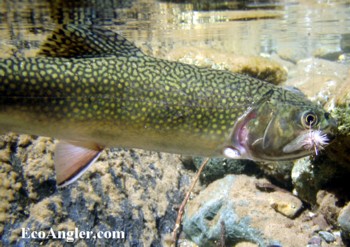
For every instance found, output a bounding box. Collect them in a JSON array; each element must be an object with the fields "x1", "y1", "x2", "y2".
[
  {"x1": 182, "y1": 175, "x2": 340, "y2": 246},
  {"x1": 283, "y1": 58, "x2": 349, "y2": 110},
  {"x1": 317, "y1": 190, "x2": 342, "y2": 226},
  {"x1": 269, "y1": 191, "x2": 303, "y2": 219},
  {"x1": 167, "y1": 47, "x2": 287, "y2": 84}
]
